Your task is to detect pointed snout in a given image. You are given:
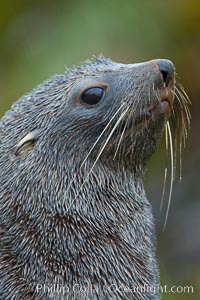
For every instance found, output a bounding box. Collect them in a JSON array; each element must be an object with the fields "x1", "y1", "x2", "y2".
[{"x1": 155, "y1": 59, "x2": 175, "y2": 87}]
